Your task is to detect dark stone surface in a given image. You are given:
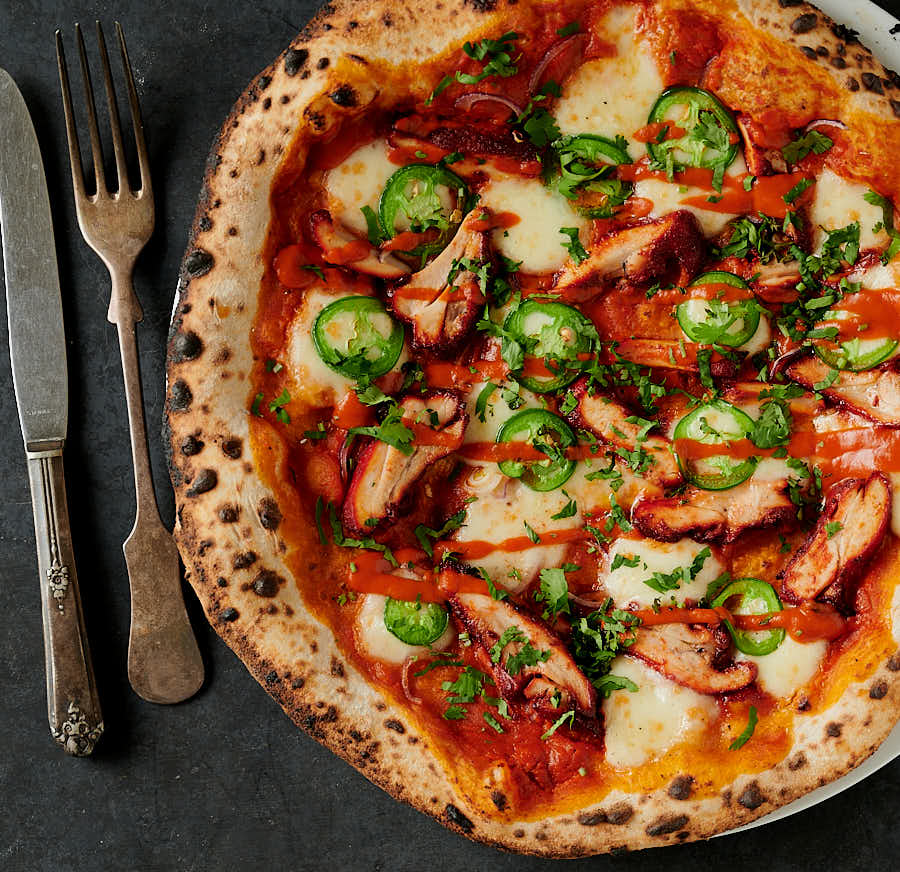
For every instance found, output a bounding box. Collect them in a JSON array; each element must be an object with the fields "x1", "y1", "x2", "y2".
[{"x1": 0, "y1": 1, "x2": 899, "y2": 869}]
